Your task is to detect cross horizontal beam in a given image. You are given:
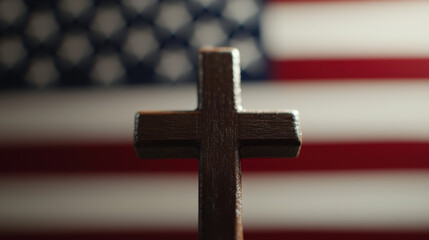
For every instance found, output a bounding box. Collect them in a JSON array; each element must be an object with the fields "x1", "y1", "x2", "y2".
[
  {"x1": 134, "y1": 111, "x2": 199, "y2": 158},
  {"x1": 238, "y1": 111, "x2": 301, "y2": 158},
  {"x1": 134, "y1": 110, "x2": 301, "y2": 159}
]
